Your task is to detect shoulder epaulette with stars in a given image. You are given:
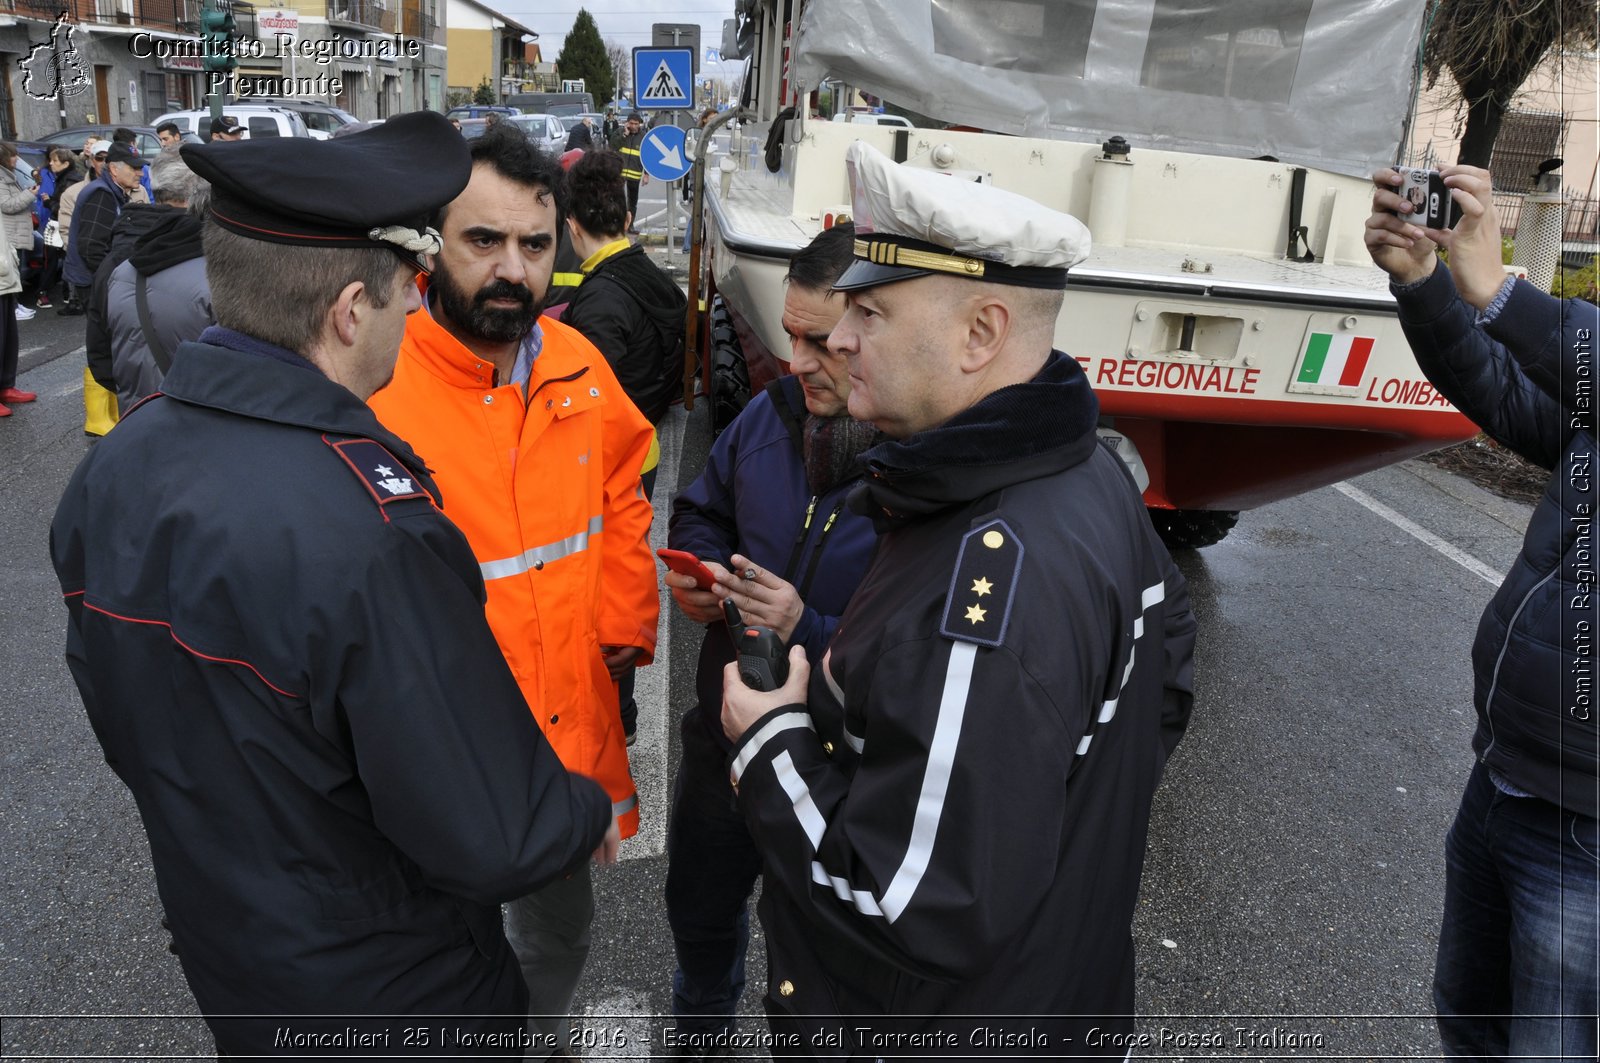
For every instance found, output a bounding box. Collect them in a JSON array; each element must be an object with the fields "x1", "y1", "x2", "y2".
[
  {"x1": 939, "y1": 518, "x2": 1023, "y2": 647},
  {"x1": 324, "y1": 437, "x2": 436, "y2": 514}
]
